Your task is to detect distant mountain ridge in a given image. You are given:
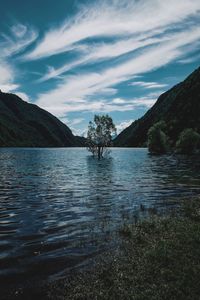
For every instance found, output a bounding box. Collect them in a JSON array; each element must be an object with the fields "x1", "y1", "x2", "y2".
[
  {"x1": 114, "y1": 67, "x2": 200, "y2": 147},
  {"x1": 0, "y1": 91, "x2": 83, "y2": 147}
]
